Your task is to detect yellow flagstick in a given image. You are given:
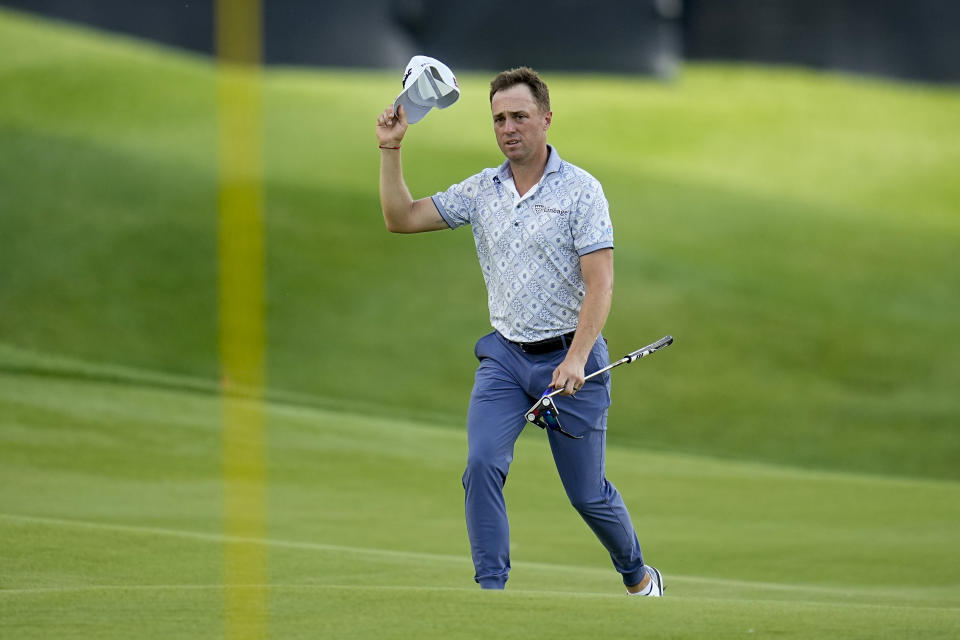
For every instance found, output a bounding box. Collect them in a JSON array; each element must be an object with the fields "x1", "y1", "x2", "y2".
[{"x1": 216, "y1": 1, "x2": 267, "y2": 638}]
